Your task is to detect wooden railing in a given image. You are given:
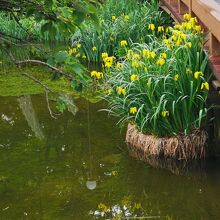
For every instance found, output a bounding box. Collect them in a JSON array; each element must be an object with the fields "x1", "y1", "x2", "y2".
[{"x1": 161, "y1": 0, "x2": 220, "y2": 85}]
